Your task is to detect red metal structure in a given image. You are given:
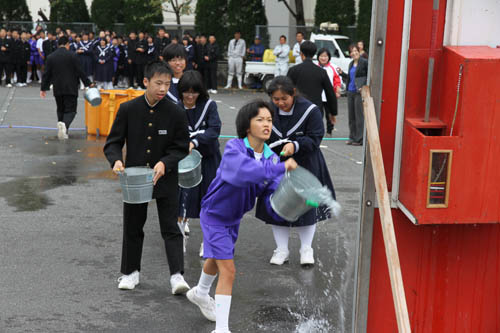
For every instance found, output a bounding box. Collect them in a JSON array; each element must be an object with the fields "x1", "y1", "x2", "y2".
[{"x1": 355, "y1": 0, "x2": 500, "y2": 331}]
